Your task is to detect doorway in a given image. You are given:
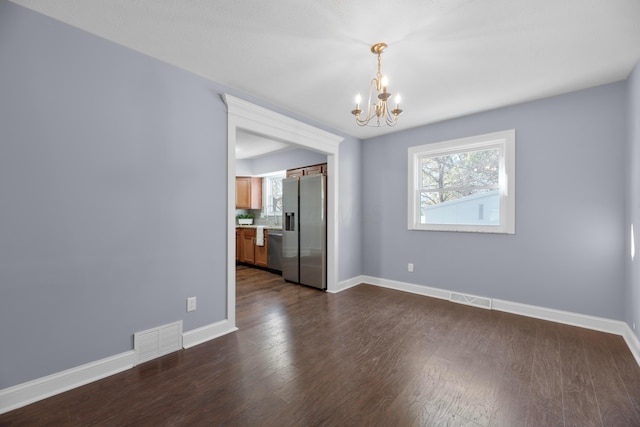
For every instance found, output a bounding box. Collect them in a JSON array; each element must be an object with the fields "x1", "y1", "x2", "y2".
[{"x1": 224, "y1": 94, "x2": 343, "y2": 328}]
